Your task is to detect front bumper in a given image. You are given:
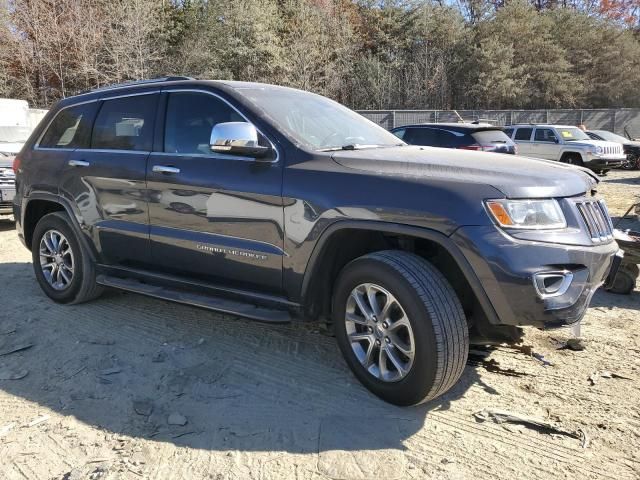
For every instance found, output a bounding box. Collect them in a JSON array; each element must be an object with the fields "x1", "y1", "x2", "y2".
[
  {"x1": 0, "y1": 185, "x2": 15, "y2": 215},
  {"x1": 584, "y1": 155, "x2": 625, "y2": 169},
  {"x1": 453, "y1": 225, "x2": 619, "y2": 328}
]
